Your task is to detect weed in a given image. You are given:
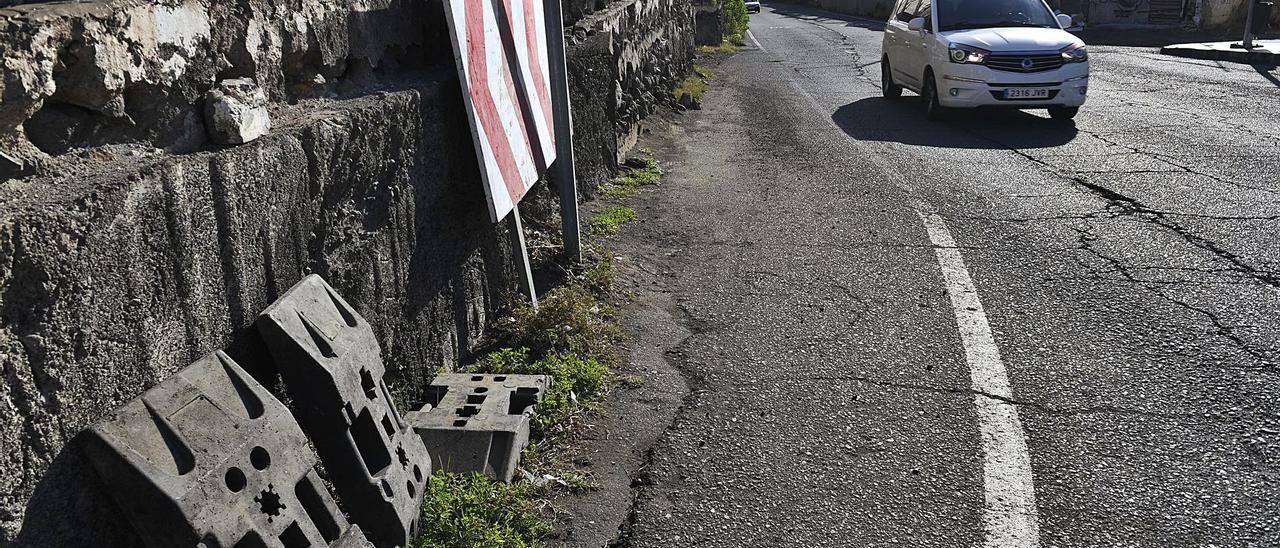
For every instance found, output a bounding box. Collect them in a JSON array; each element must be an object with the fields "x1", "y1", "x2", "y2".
[
  {"x1": 673, "y1": 74, "x2": 709, "y2": 102},
  {"x1": 412, "y1": 473, "x2": 554, "y2": 548},
  {"x1": 600, "y1": 183, "x2": 639, "y2": 200},
  {"x1": 618, "y1": 374, "x2": 644, "y2": 389},
  {"x1": 488, "y1": 284, "x2": 620, "y2": 364},
  {"x1": 698, "y1": 41, "x2": 739, "y2": 53},
  {"x1": 723, "y1": 0, "x2": 749, "y2": 44},
  {"x1": 559, "y1": 472, "x2": 598, "y2": 493},
  {"x1": 579, "y1": 256, "x2": 615, "y2": 296},
  {"x1": 472, "y1": 348, "x2": 610, "y2": 437},
  {"x1": 695, "y1": 65, "x2": 714, "y2": 79},
  {"x1": 589, "y1": 205, "x2": 637, "y2": 235},
  {"x1": 598, "y1": 150, "x2": 662, "y2": 200}
]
